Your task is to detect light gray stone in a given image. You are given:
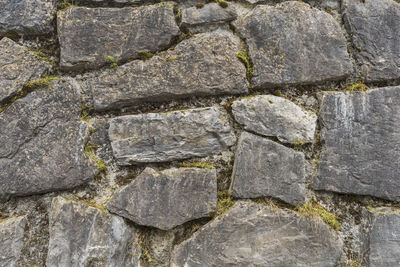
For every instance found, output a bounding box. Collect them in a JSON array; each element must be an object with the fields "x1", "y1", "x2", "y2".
[
  {"x1": 0, "y1": 37, "x2": 51, "y2": 104},
  {"x1": 108, "y1": 107, "x2": 235, "y2": 165},
  {"x1": 46, "y1": 197, "x2": 140, "y2": 267},
  {"x1": 230, "y1": 132, "x2": 306, "y2": 205},
  {"x1": 0, "y1": 216, "x2": 27, "y2": 267},
  {"x1": 313, "y1": 86, "x2": 400, "y2": 201},
  {"x1": 0, "y1": 79, "x2": 96, "y2": 201},
  {"x1": 83, "y1": 30, "x2": 248, "y2": 111},
  {"x1": 234, "y1": 1, "x2": 352, "y2": 88},
  {"x1": 106, "y1": 167, "x2": 217, "y2": 230},
  {"x1": 58, "y1": 4, "x2": 179, "y2": 71},
  {"x1": 0, "y1": 0, "x2": 55, "y2": 36},
  {"x1": 181, "y1": 3, "x2": 237, "y2": 27},
  {"x1": 343, "y1": 0, "x2": 400, "y2": 82},
  {"x1": 170, "y1": 201, "x2": 343, "y2": 267},
  {"x1": 231, "y1": 95, "x2": 317, "y2": 144},
  {"x1": 367, "y1": 208, "x2": 400, "y2": 267}
]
